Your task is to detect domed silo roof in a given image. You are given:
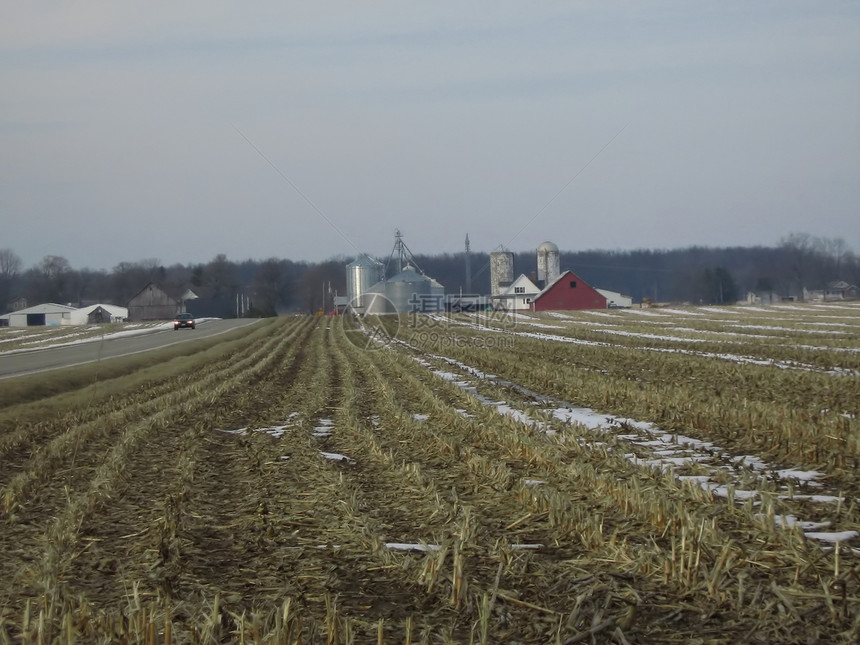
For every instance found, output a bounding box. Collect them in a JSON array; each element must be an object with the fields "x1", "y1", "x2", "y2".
[
  {"x1": 538, "y1": 241, "x2": 559, "y2": 253},
  {"x1": 387, "y1": 265, "x2": 430, "y2": 283},
  {"x1": 347, "y1": 254, "x2": 380, "y2": 270}
]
